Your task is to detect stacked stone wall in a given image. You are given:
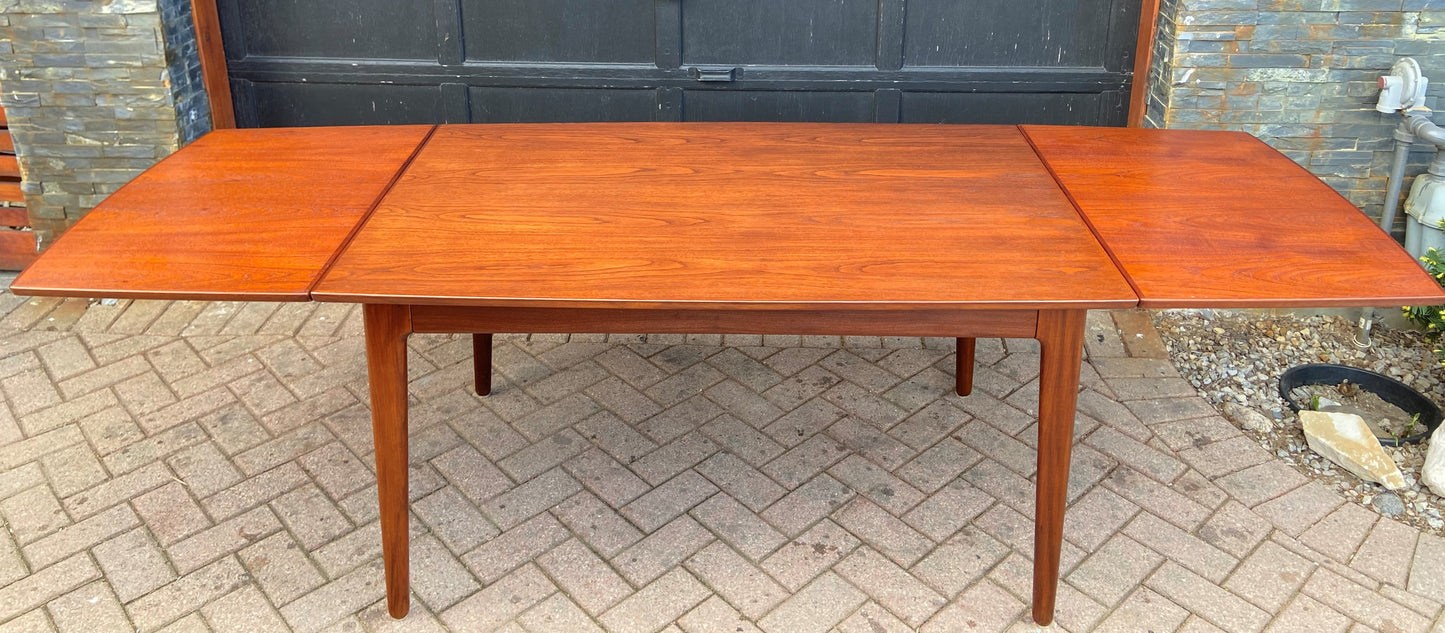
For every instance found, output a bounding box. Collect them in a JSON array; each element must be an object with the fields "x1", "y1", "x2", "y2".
[{"x1": 0, "y1": 0, "x2": 209, "y2": 244}]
